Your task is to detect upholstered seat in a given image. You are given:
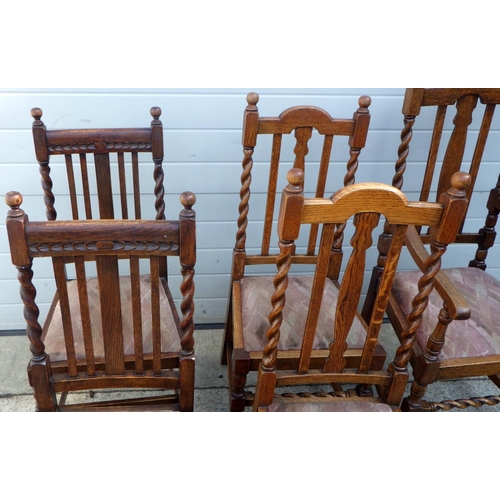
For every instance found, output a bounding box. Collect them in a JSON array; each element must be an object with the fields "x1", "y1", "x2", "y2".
[
  {"x1": 392, "y1": 267, "x2": 500, "y2": 361},
  {"x1": 241, "y1": 276, "x2": 367, "y2": 352},
  {"x1": 267, "y1": 400, "x2": 393, "y2": 412},
  {"x1": 44, "y1": 275, "x2": 181, "y2": 363}
]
